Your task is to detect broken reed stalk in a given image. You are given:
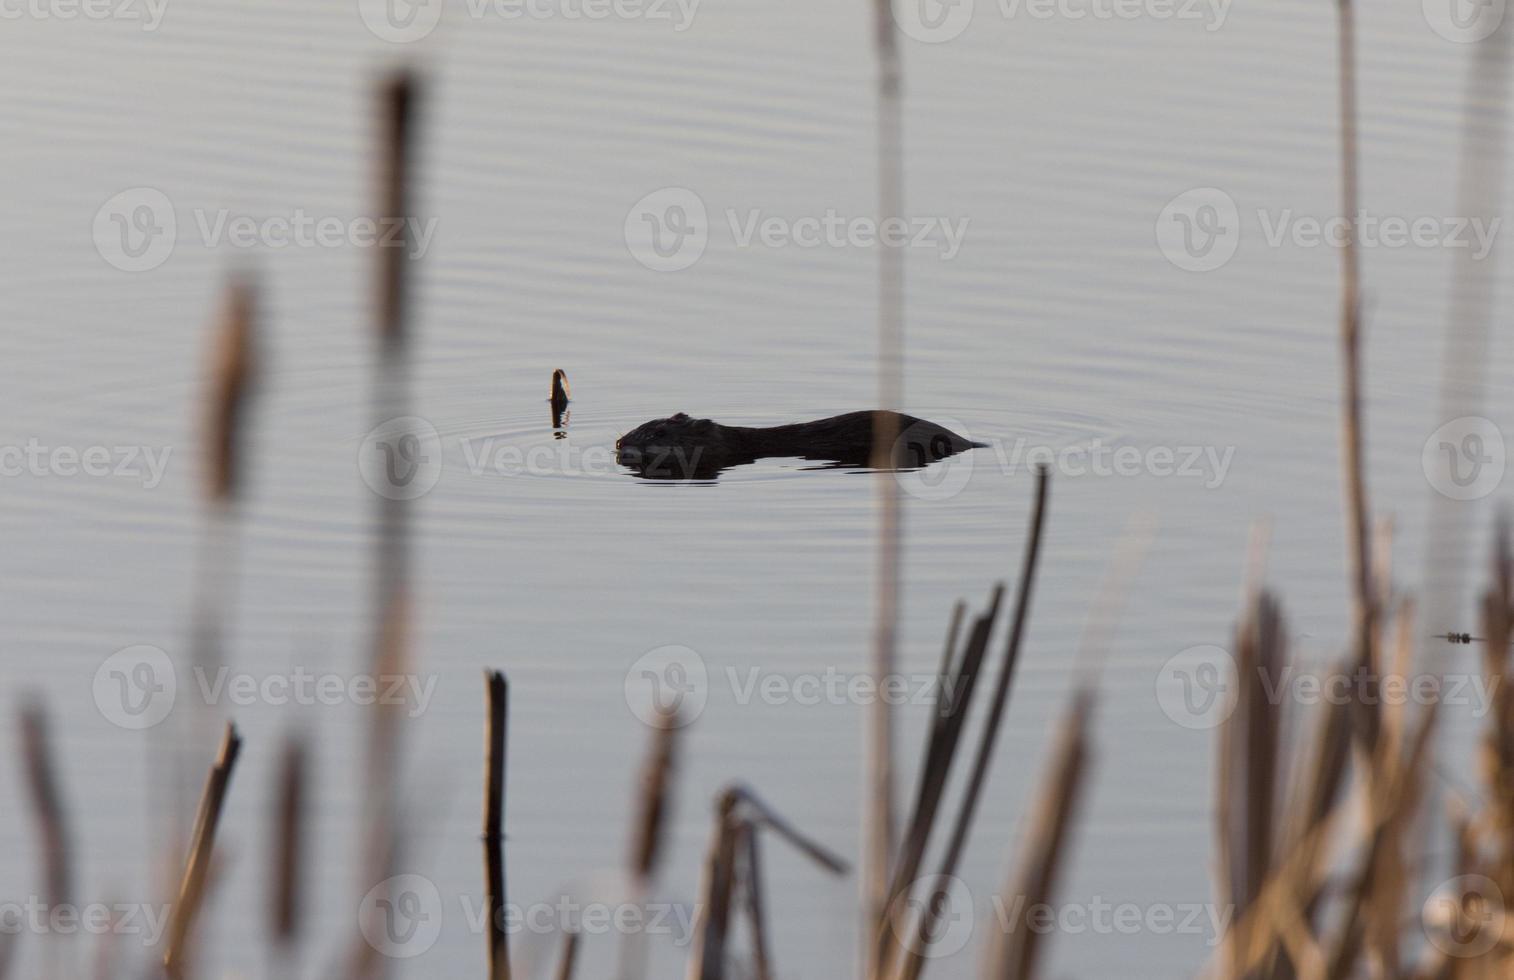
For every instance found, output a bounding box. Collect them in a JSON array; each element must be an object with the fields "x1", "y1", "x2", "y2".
[
  {"x1": 893, "y1": 466, "x2": 1050, "y2": 980},
  {"x1": 739, "y1": 822, "x2": 774, "y2": 980},
  {"x1": 483, "y1": 670, "x2": 511, "y2": 980},
  {"x1": 687, "y1": 785, "x2": 848, "y2": 980},
  {"x1": 982, "y1": 689, "x2": 1093, "y2": 980},
  {"x1": 621, "y1": 705, "x2": 680, "y2": 980},
  {"x1": 687, "y1": 790, "x2": 743, "y2": 980},
  {"x1": 876, "y1": 588, "x2": 1004, "y2": 977},
  {"x1": 864, "y1": 0, "x2": 906, "y2": 968},
  {"x1": 269, "y1": 734, "x2": 307, "y2": 954},
  {"x1": 164, "y1": 723, "x2": 243, "y2": 978}
]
